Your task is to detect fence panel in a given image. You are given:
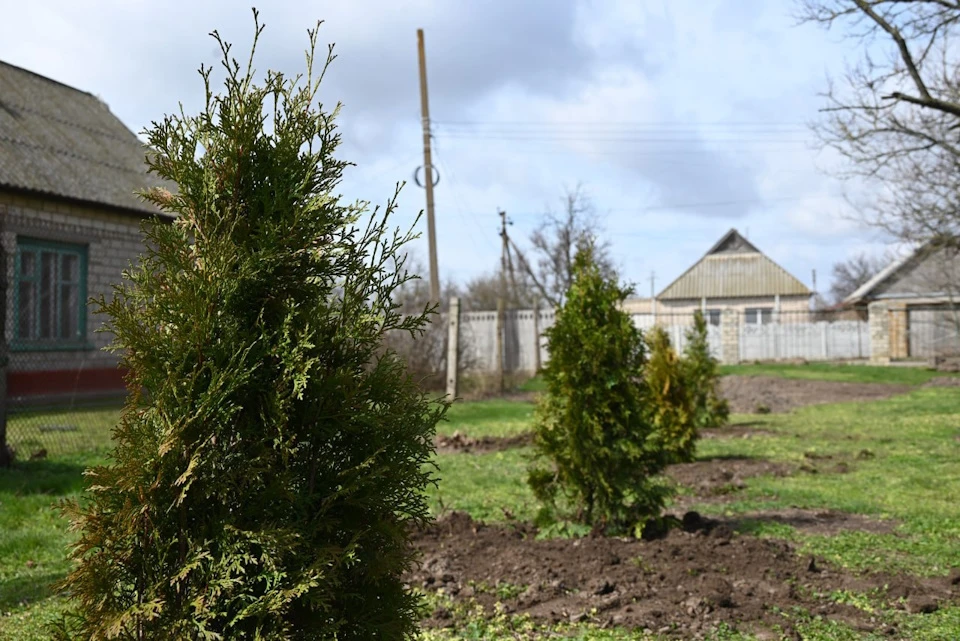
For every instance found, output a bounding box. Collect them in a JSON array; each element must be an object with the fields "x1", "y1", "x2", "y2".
[
  {"x1": 908, "y1": 307, "x2": 960, "y2": 358},
  {"x1": 739, "y1": 311, "x2": 869, "y2": 361}
]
